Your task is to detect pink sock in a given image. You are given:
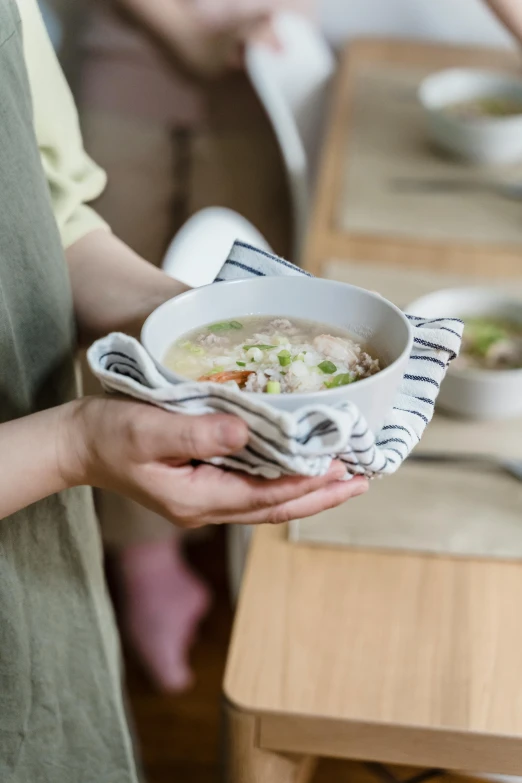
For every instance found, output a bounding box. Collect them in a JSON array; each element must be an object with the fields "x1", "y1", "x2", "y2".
[{"x1": 116, "y1": 537, "x2": 211, "y2": 692}]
